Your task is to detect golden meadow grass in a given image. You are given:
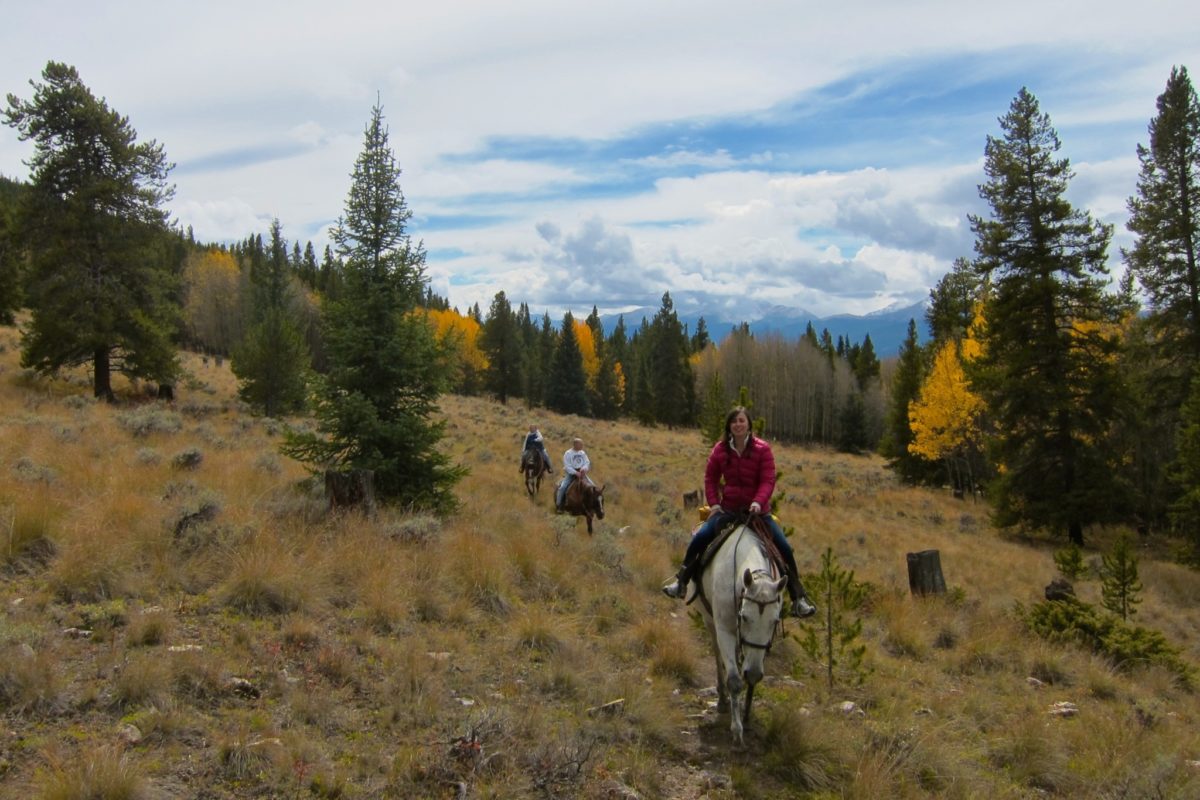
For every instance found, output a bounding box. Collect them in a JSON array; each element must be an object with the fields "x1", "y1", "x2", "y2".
[{"x1": 1, "y1": 324, "x2": 1200, "y2": 798}]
